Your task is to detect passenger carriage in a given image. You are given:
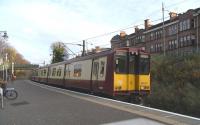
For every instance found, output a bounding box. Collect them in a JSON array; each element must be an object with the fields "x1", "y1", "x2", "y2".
[{"x1": 32, "y1": 47, "x2": 150, "y2": 100}]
